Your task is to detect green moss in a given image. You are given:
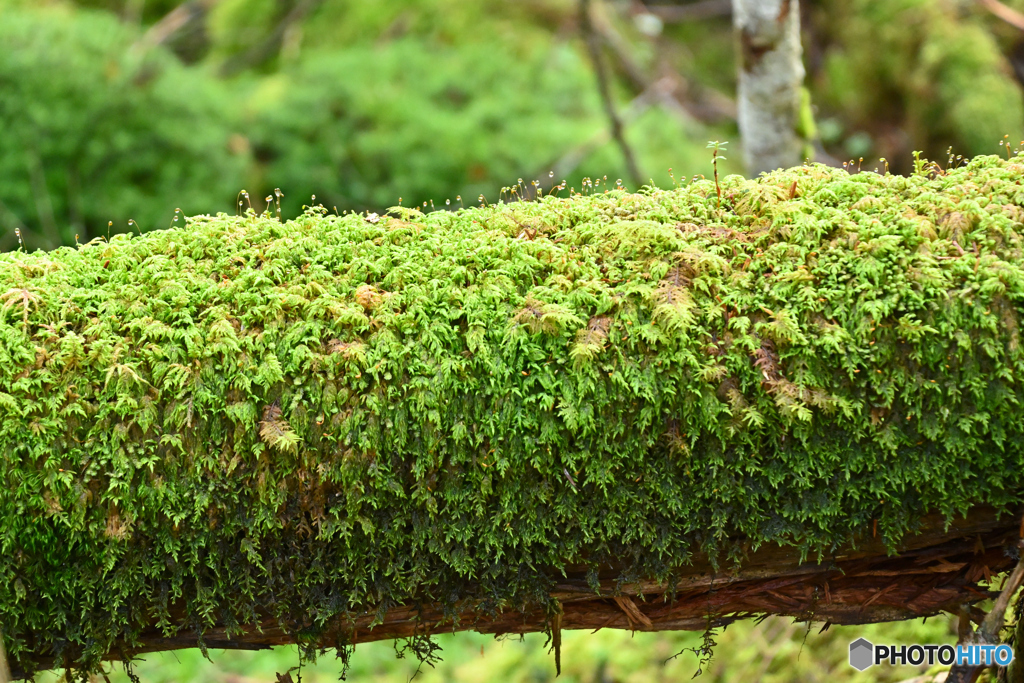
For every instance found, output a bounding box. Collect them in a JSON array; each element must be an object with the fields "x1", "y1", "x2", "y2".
[{"x1": 3, "y1": 156, "x2": 1024, "y2": 675}]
